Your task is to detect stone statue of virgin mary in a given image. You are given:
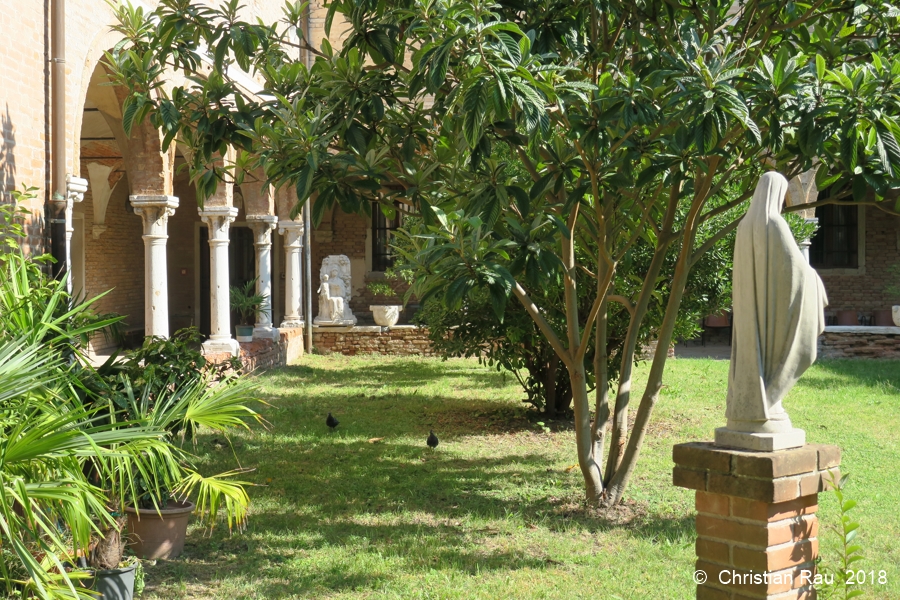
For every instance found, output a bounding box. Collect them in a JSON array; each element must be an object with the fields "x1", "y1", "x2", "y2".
[{"x1": 715, "y1": 172, "x2": 828, "y2": 451}]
